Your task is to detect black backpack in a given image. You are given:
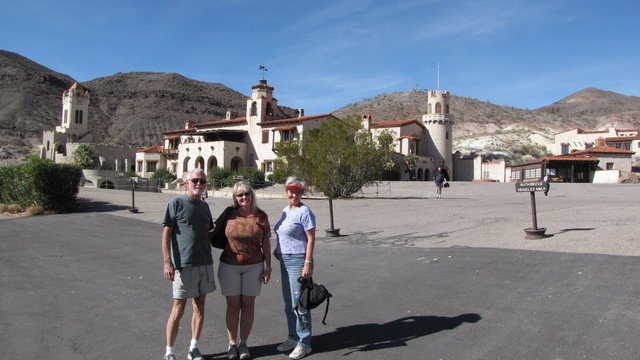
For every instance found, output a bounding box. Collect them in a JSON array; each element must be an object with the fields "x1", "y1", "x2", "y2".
[{"x1": 295, "y1": 277, "x2": 332, "y2": 326}]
